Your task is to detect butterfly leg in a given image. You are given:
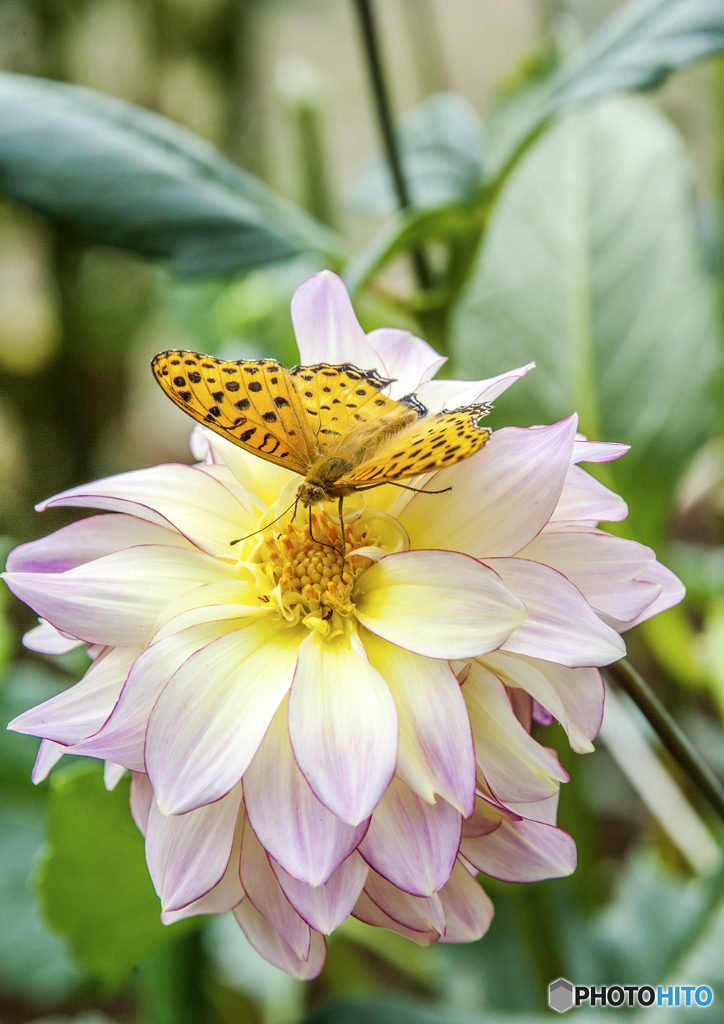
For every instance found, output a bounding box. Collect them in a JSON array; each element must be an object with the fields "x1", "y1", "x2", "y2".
[{"x1": 338, "y1": 496, "x2": 346, "y2": 582}]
